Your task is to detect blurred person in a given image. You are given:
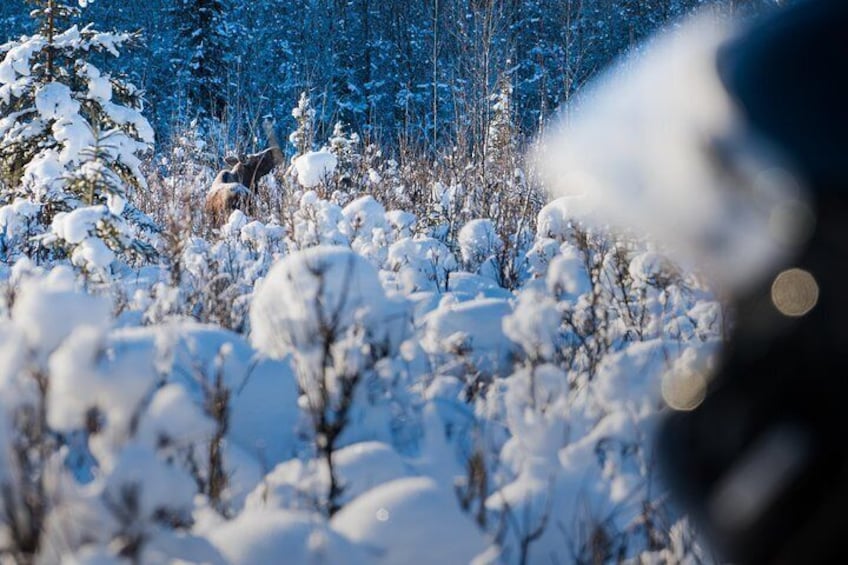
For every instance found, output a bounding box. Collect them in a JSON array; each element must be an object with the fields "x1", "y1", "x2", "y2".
[{"x1": 538, "y1": 0, "x2": 848, "y2": 562}]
